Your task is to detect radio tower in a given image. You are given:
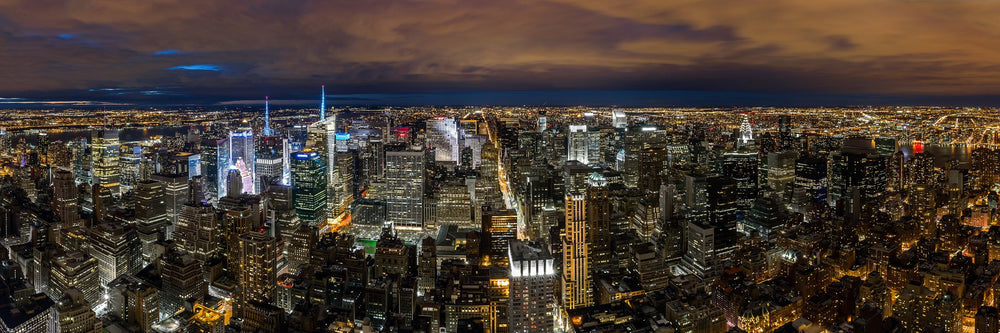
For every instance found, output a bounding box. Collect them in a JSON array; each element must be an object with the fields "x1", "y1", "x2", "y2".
[{"x1": 262, "y1": 96, "x2": 273, "y2": 136}]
